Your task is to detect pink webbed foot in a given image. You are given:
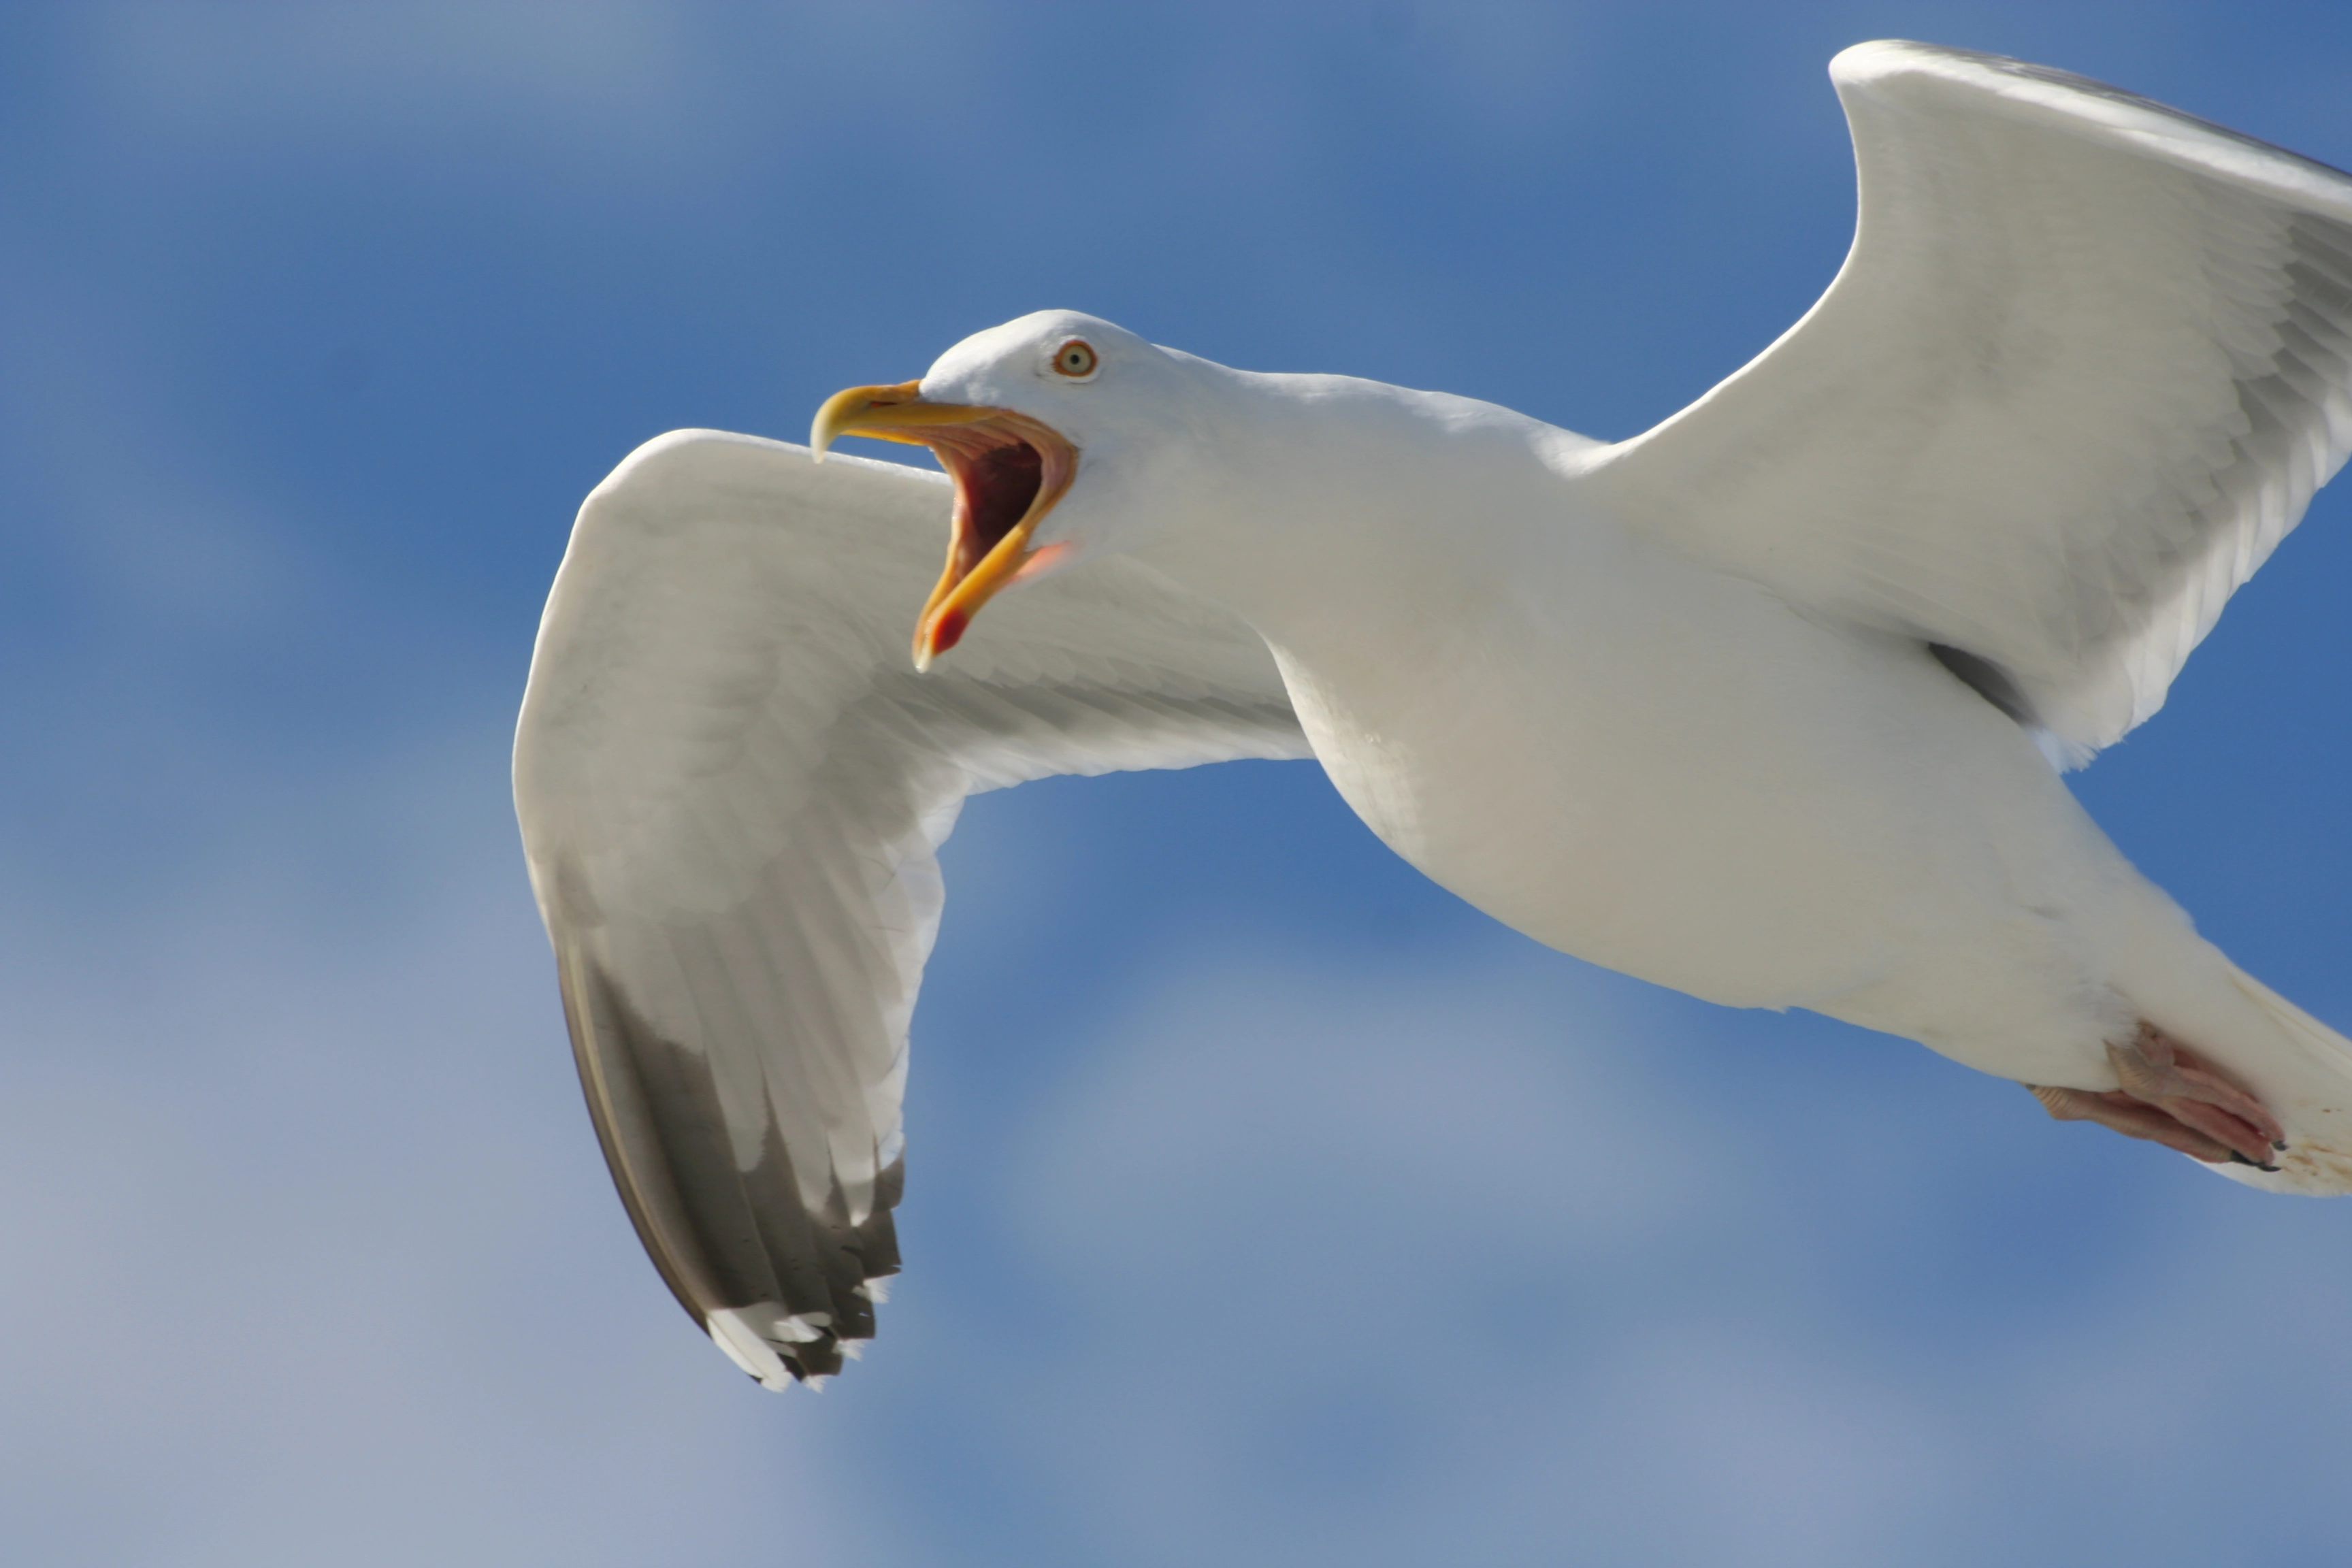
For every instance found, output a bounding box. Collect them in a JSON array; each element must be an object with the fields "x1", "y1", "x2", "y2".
[{"x1": 2029, "y1": 1024, "x2": 2287, "y2": 1170}]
